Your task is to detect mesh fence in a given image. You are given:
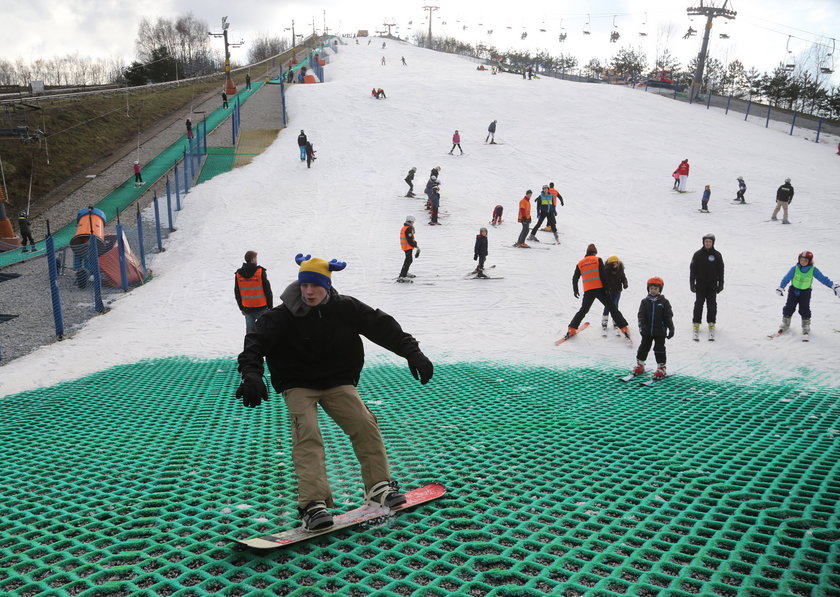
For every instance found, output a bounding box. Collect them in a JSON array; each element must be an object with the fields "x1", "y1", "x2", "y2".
[{"x1": 0, "y1": 358, "x2": 837, "y2": 596}]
